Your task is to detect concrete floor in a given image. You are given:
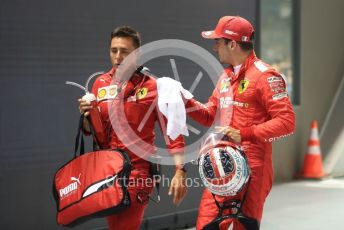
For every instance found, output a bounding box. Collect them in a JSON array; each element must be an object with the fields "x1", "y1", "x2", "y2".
[
  {"x1": 186, "y1": 178, "x2": 344, "y2": 230},
  {"x1": 261, "y1": 178, "x2": 344, "y2": 230}
]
